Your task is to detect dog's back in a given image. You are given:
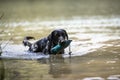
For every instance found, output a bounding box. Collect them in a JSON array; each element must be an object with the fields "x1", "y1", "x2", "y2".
[
  {"x1": 34, "y1": 38, "x2": 48, "y2": 52},
  {"x1": 23, "y1": 36, "x2": 48, "y2": 52}
]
